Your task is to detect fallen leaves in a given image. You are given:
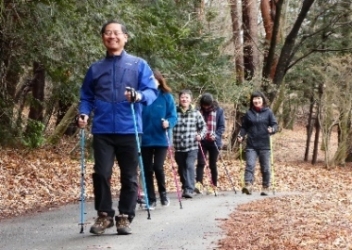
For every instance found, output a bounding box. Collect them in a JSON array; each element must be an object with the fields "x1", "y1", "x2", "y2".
[
  {"x1": 1, "y1": 126, "x2": 352, "y2": 249},
  {"x1": 217, "y1": 126, "x2": 352, "y2": 249}
]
